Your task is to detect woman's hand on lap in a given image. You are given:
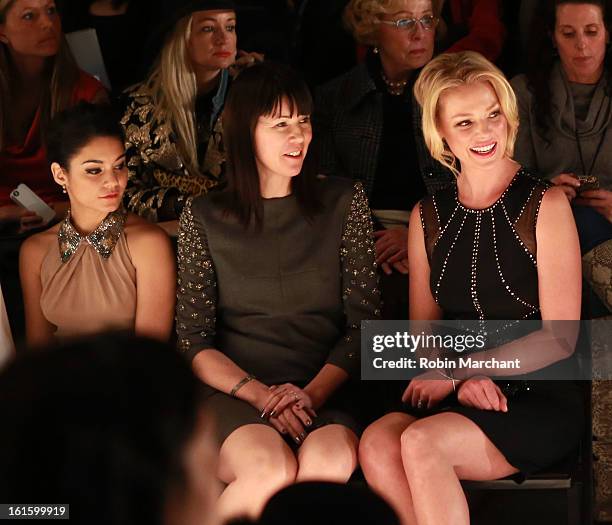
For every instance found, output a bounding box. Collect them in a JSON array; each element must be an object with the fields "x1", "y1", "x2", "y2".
[
  {"x1": 402, "y1": 370, "x2": 455, "y2": 409},
  {"x1": 260, "y1": 383, "x2": 314, "y2": 419},
  {"x1": 457, "y1": 376, "x2": 508, "y2": 412}
]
